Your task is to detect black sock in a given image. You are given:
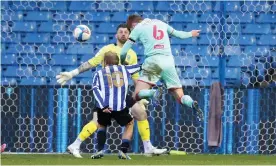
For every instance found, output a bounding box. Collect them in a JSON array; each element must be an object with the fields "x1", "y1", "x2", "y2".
[
  {"x1": 120, "y1": 139, "x2": 130, "y2": 153},
  {"x1": 97, "y1": 129, "x2": 106, "y2": 151}
]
